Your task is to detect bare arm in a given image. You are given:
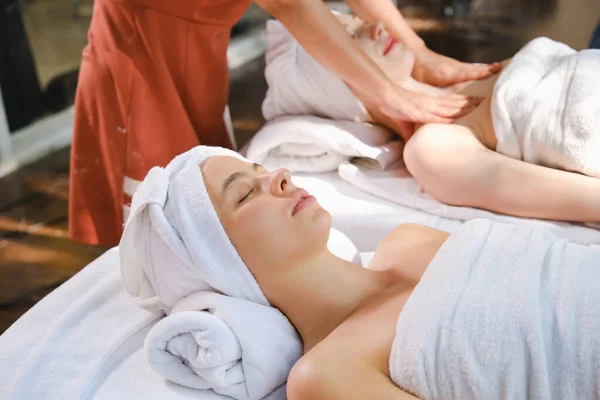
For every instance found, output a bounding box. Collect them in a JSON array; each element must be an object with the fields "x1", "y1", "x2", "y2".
[
  {"x1": 256, "y1": 0, "x2": 396, "y2": 106},
  {"x1": 254, "y1": 0, "x2": 478, "y2": 124},
  {"x1": 345, "y1": 0, "x2": 502, "y2": 86},
  {"x1": 404, "y1": 124, "x2": 600, "y2": 223}
]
